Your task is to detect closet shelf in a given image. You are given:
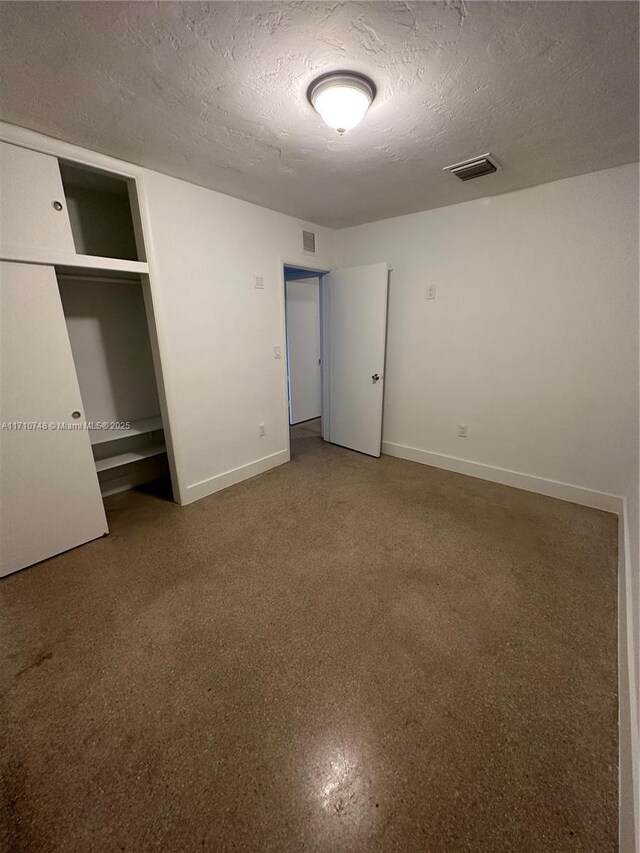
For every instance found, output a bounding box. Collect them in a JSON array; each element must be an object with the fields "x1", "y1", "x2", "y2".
[
  {"x1": 94, "y1": 441, "x2": 167, "y2": 472},
  {"x1": 66, "y1": 255, "x2": 148, "y2": 274},
  {"x1": 56, "y1": 256, "x2": 148, "y2": 278},
  {"x1": 90, "y1": 416, "x2": 163, "y2": 445},
  {"x1": 0, "y1": 248, "x2": 148, "y2": 276}
]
